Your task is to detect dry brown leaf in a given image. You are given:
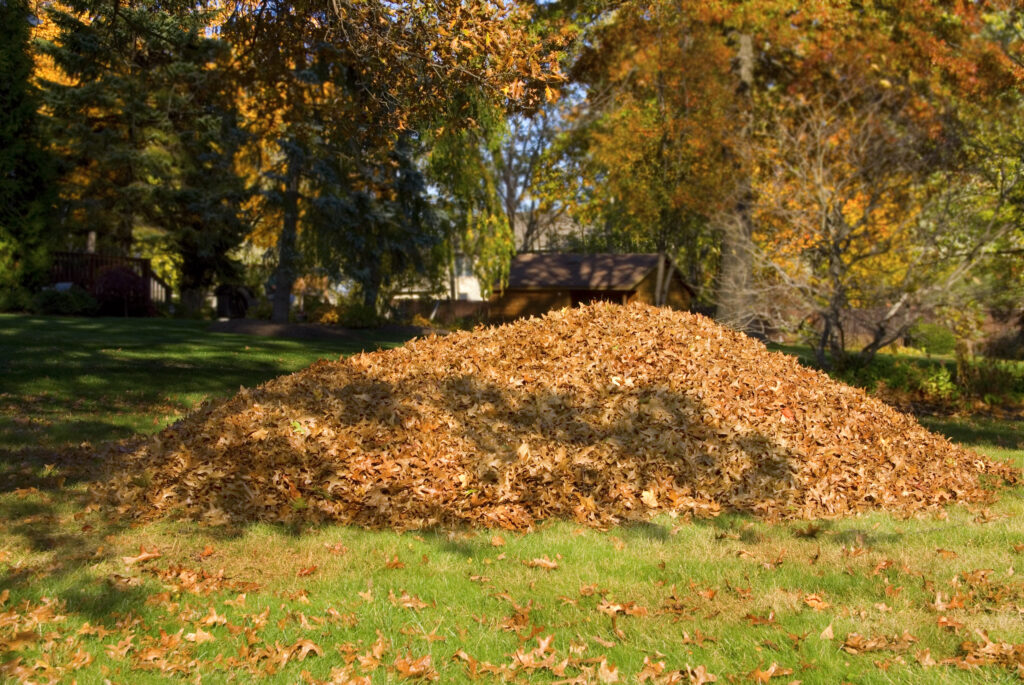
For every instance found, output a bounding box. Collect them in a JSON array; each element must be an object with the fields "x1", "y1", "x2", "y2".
[
  {"x1": 525, "y1": 556, "x2": 559, "y2": 570},
  {"x1": 292, "y1": 639, "x2": 323, "y2": 661},
  {"x1": 393, "y1": 652, "x2": 439, "y2": 681},
  {"x1": 122, "y1": 545, "x2": 161, "y2": 566},
  {"x1": 748, "y1": 663, "x2": 793, "y2": 682},
  {"x1": 185, "y1": 628, "x2": 216, "y2": 644},
  {"x1": 803, "y1": 593, "x2": 829, "y2": 611},
  {"x1": 597, "y1": 658, "x2": 620, "y2": 683},
  {"x1": 685, "y1": 663, "x2": 718, "y2": 684}
]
